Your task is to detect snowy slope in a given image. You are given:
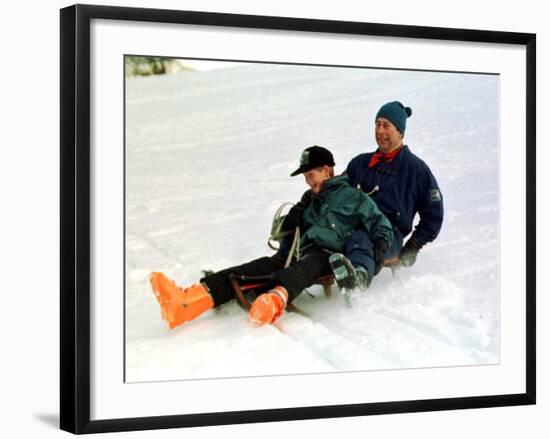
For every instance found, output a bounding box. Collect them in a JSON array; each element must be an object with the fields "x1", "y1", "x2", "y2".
[{"x1": 124, "y1": 62, "x2": 499, "y2": 383}]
